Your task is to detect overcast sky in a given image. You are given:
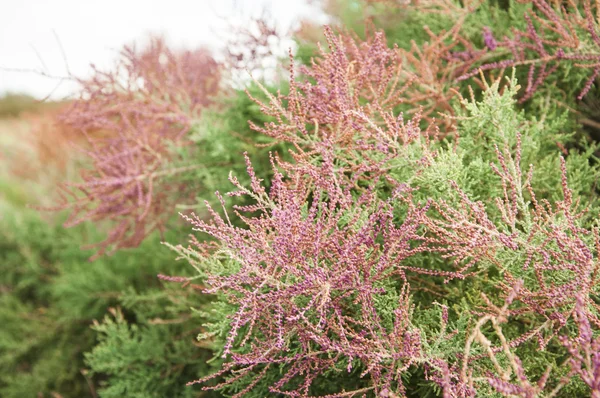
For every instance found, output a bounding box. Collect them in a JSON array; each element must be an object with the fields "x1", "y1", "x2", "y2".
[{"x1": 0, "y1": 0, "x2": 323, "y2": 99}]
